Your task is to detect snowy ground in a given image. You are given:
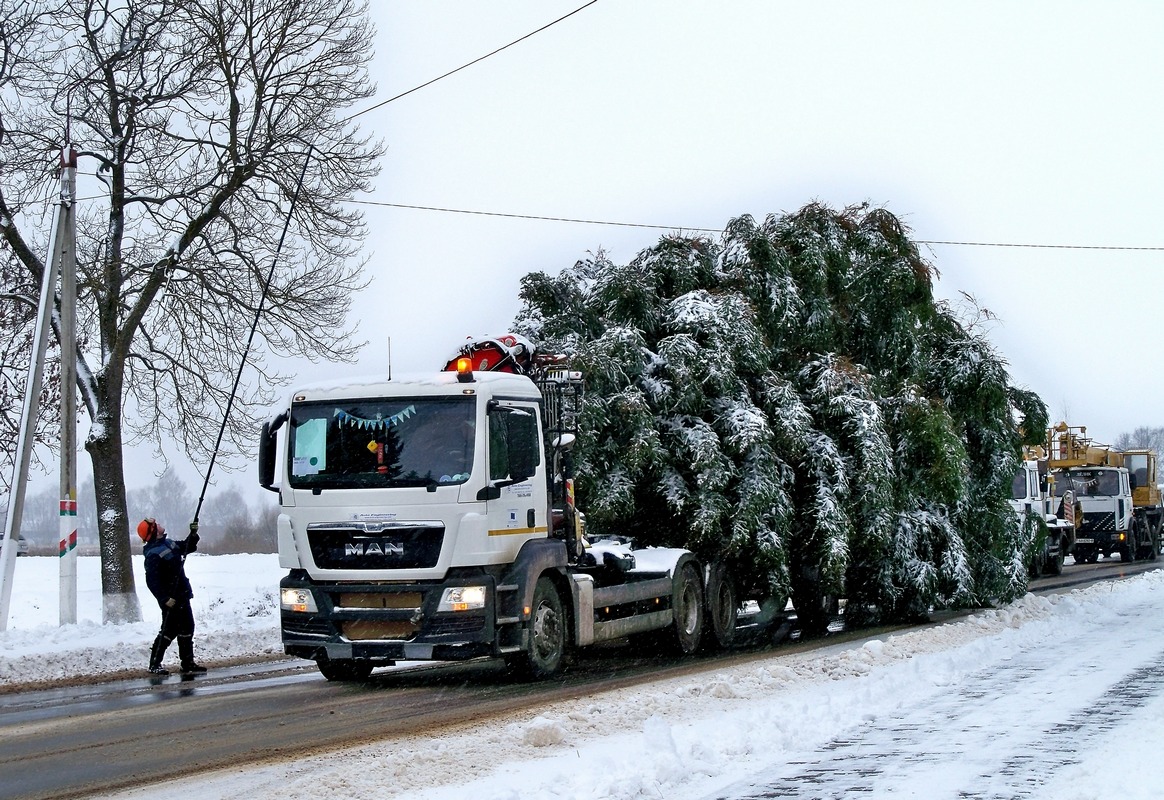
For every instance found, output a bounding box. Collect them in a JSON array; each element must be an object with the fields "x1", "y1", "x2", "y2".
[
  {"x1": 0, "y1": 553, "x2": 284, "y2": 685},
  {"x1": 3, "y1": 555, "x2": 1163, "y2": 799}
]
